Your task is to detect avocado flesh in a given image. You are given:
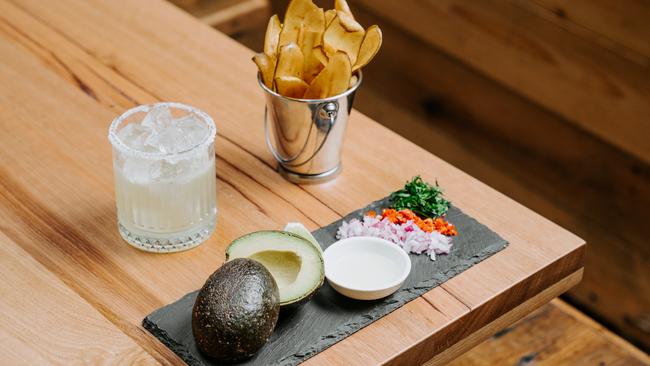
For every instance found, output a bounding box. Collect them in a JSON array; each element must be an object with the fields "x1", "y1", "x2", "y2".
[
  {"x1": 192, "y1": 258, "x2": 280, "y2": 363},
  {"x1": 226, "y1": 231, "x2": 325, "y2": 307},
  {"x1": 249, "y1": 250, "x2": 301, "y2": 289}
]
